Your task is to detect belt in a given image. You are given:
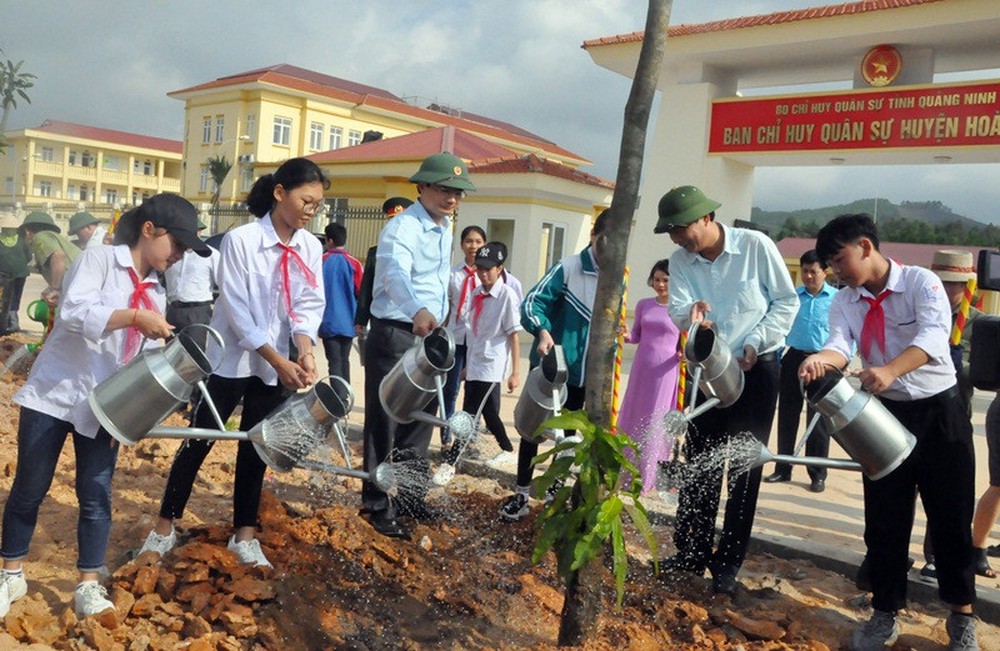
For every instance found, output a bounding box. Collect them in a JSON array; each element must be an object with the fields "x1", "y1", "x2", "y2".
[
  {"x1": 371, "y1": 317, "x2": 413, "y2": 332},
  {"x1": 788, "y1": 347, "x2": 818, "y2": 356},
  {"x1": 757, "y1": 351, "x2": 777, "y2": 363},
  {"x1": 171, "y1": 300, "x2": 212, "y2": 308}
]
